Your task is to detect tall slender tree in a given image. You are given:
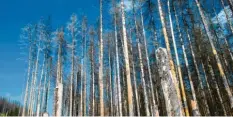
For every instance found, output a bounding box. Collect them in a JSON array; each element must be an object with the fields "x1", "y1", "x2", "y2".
[
  {"x1": 120, "y1": 0, "x2": 134, "y2": 115},
  {"x1": 98, "y1": 0, "x2": 104, "y2": 116}
]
